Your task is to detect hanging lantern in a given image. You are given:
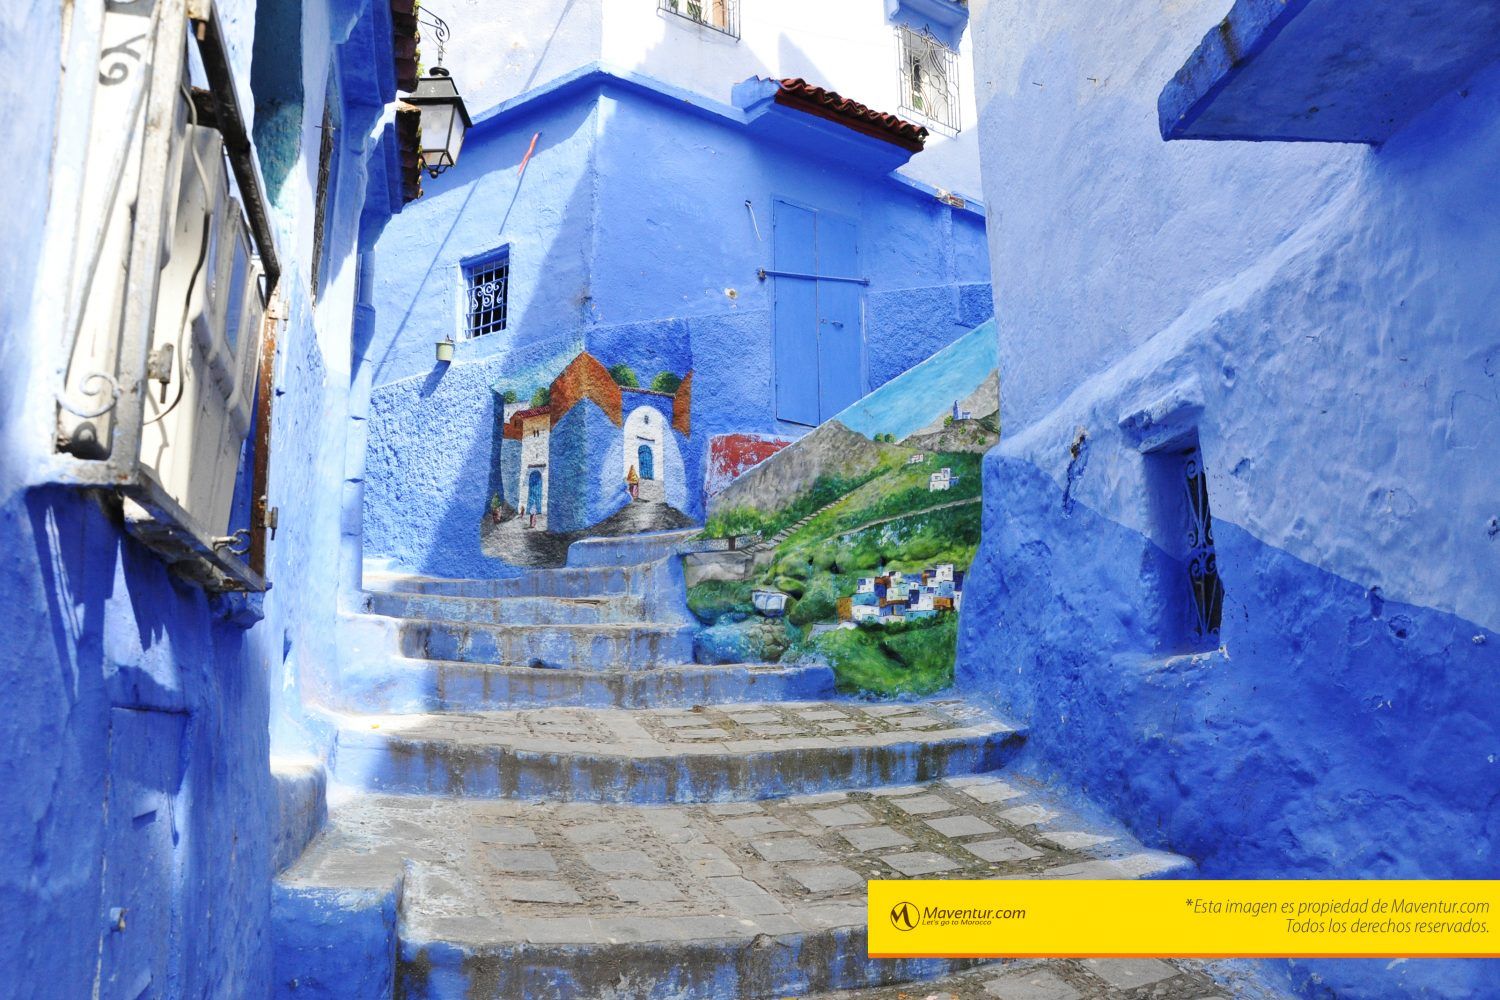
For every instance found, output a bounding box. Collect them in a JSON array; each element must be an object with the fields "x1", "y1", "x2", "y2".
[{"x1": 406, "y1": 68, "x2": 472, "y2": 178}]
